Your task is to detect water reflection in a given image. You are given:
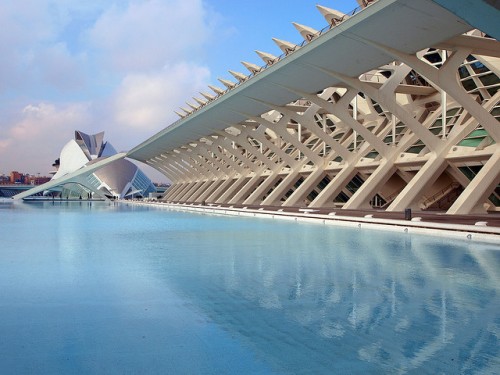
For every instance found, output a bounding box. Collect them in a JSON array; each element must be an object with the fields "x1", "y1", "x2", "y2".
[
  {"x1": 147, "y1": 217, "x2": 499, "y2": 373},
  {"x1": 1, "y1": 202, "x2": 498, "y2": 373}
]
